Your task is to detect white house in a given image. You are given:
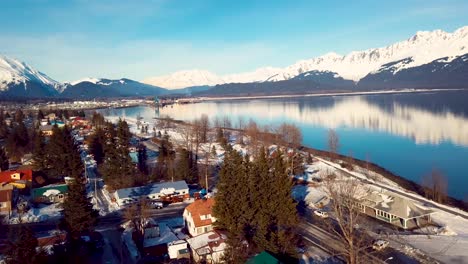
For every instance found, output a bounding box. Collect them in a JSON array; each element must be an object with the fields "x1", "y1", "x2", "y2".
[
  {"x1": 186, "y1": 230, "x2": 226, "y2": 263},
  {"x1": 355, "y1": 190, "x2": 434, "y2": 229},
  {"x1": 115, "y1": 180, "x2": 189, "y2": 207},
  {"x1": 183, "y1": 198, "x2": 216, "y2": 237},
  {"x1": 167, "y1": 240, "x2": 189, "y2": 259}
]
